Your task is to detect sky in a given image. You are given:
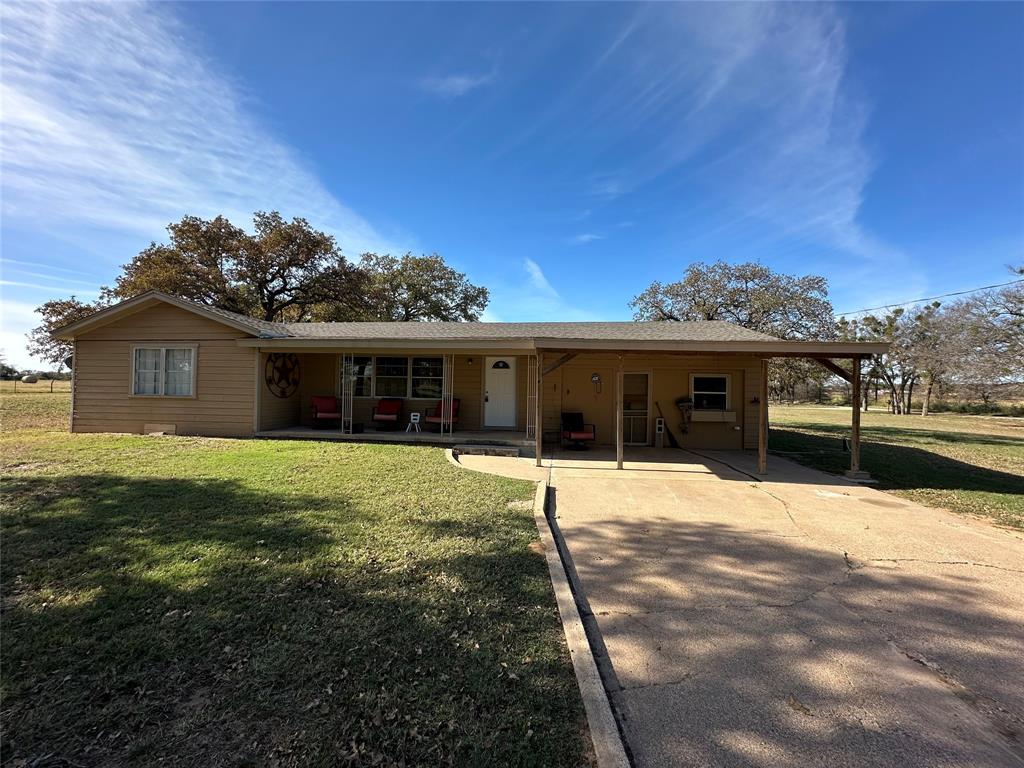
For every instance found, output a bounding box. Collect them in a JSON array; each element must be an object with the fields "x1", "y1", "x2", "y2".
[{"x1": 1, "y1": 1, "x2": 1022, "y2": 368}]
